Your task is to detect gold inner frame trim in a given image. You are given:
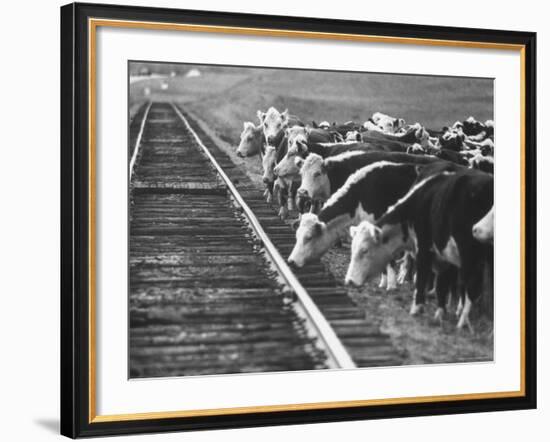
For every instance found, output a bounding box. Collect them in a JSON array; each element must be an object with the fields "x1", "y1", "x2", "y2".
[{"x1": 88, "y1": 17, "x2": 527, "y2": 424}]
